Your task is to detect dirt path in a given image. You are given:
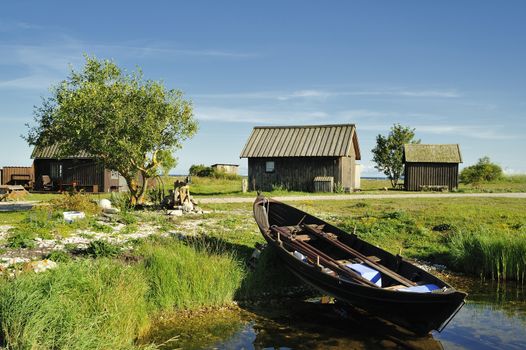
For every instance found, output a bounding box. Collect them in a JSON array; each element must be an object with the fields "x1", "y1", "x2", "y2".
[{"x1": 198, "y1": 192, "x2": 526, "y2": 204}]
